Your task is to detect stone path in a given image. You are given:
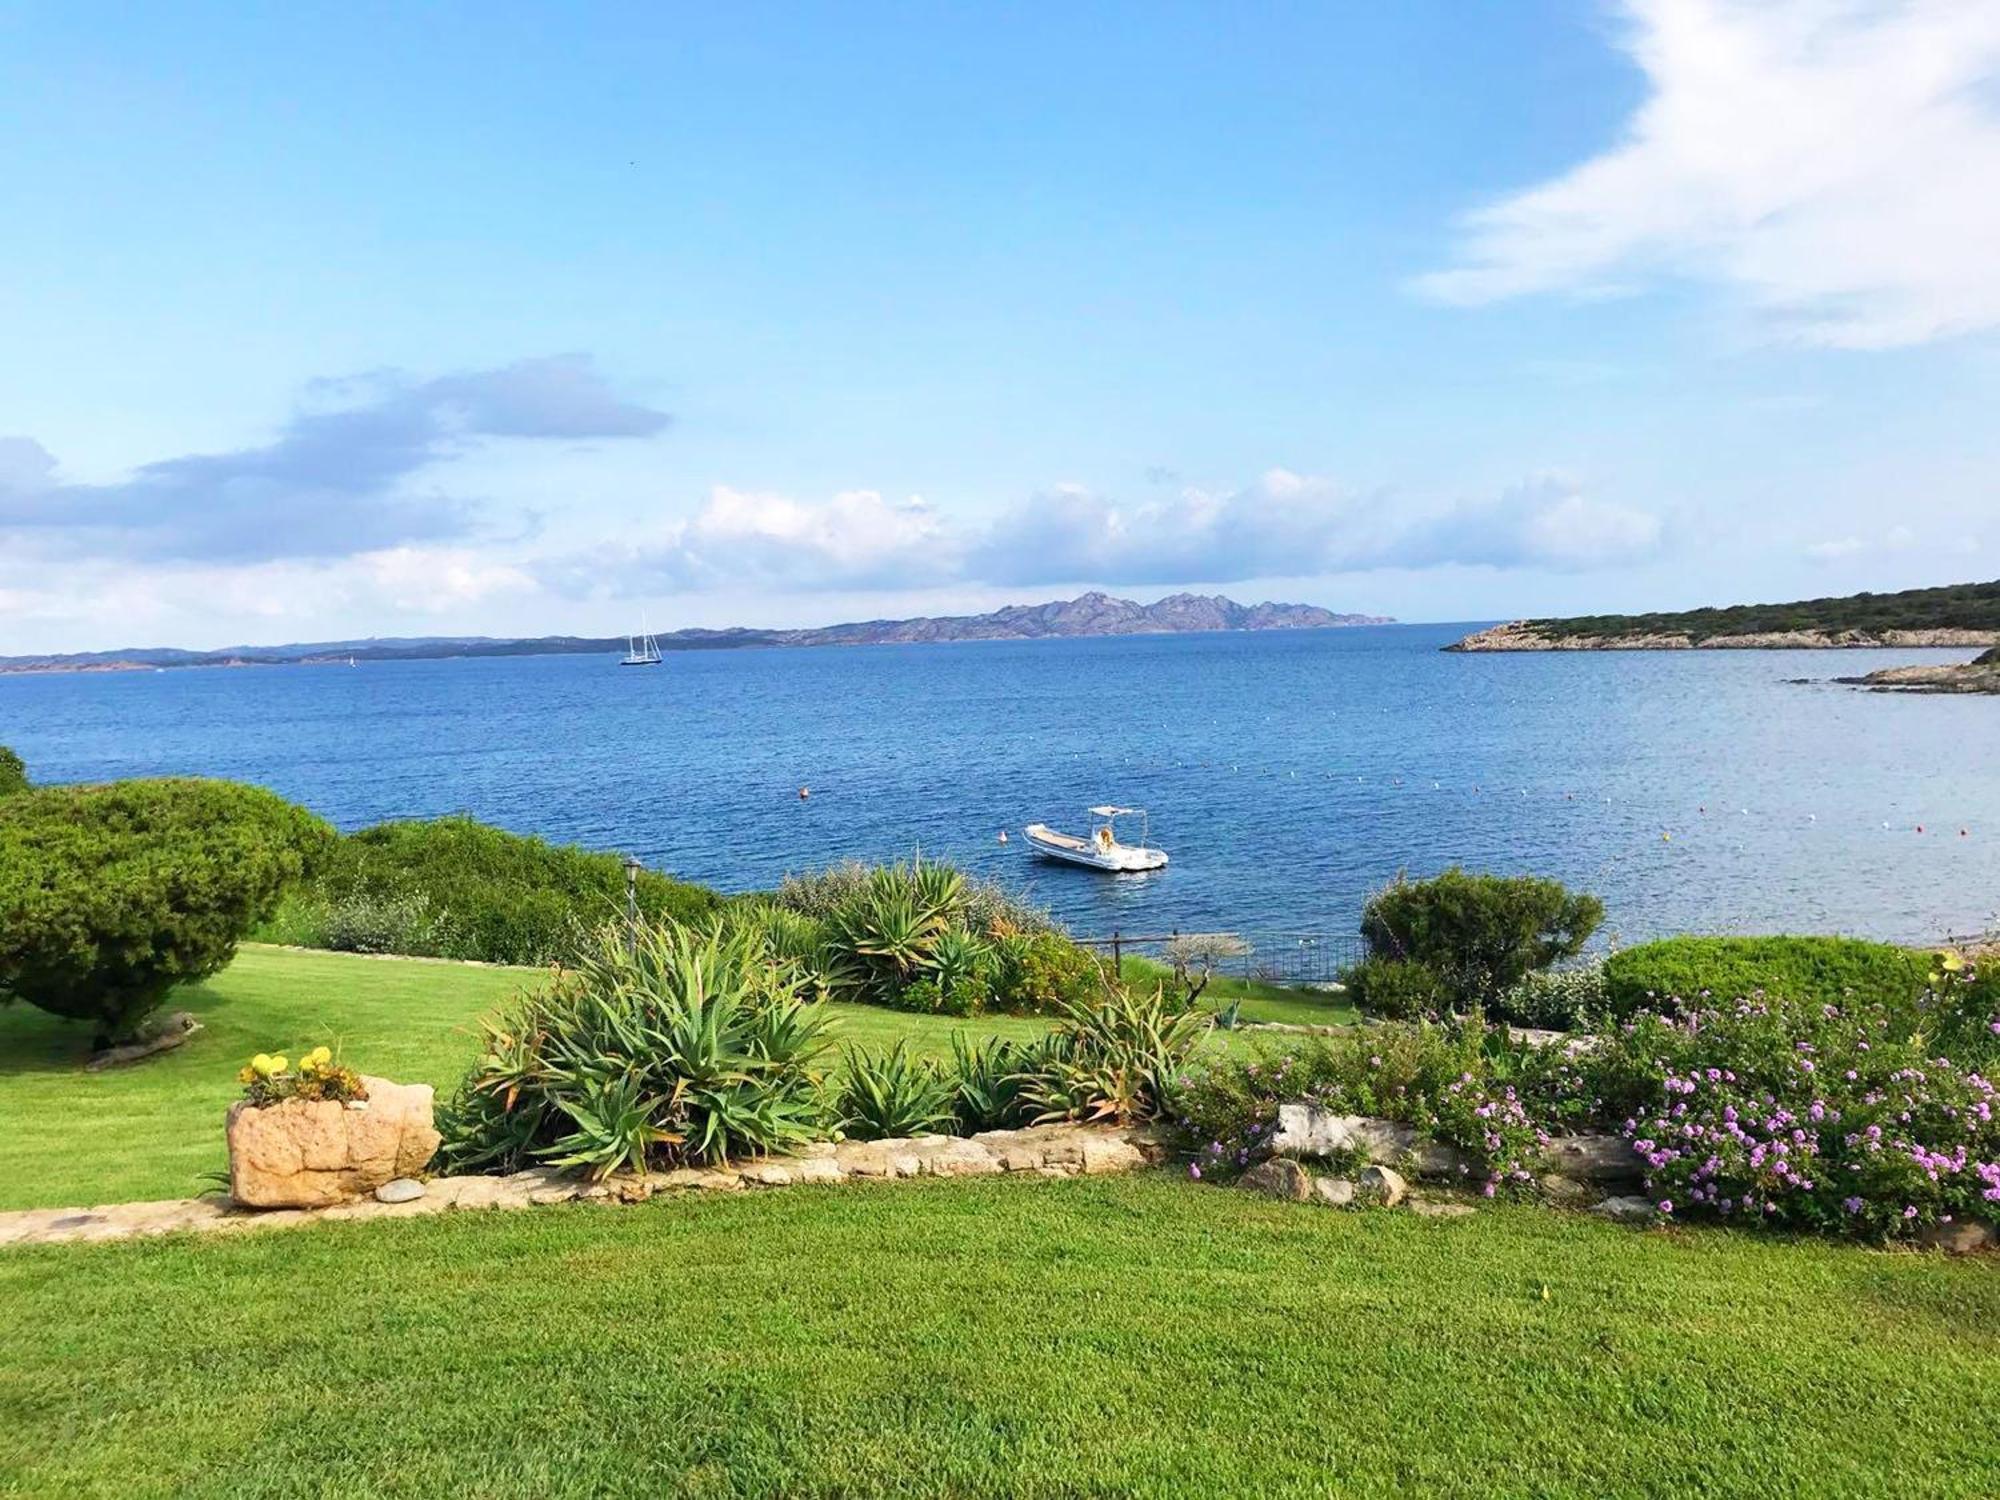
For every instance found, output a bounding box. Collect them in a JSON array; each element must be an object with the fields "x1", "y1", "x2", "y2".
[{"x1": 0, "y1": 1123, "x2": 1163, "y2": 1251}]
